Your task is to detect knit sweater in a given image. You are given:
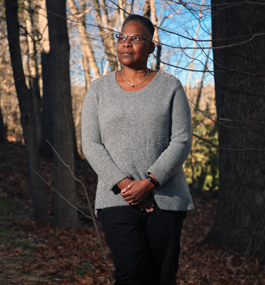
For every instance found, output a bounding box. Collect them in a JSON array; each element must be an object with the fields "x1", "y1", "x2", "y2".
[{"x1": 81, "y1": 70, "x2": 194, "y2": 212}]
